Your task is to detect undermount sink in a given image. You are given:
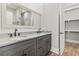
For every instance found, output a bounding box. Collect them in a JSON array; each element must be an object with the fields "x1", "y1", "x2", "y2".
[
  {"x1": 20, "y1": 33, "x2": 38, "y2": 37},
  {"x1": 9, "y1": 34, "x2": 37, "y2": 40},
  {"x1": 12, "y1": 36, "x2": 24, "y2": 38},
  {"x1": 8, "y1": 33, "x2": 45, "y2": 40},
  {"x1": 20, "y1": 35, "x2": 27, "y2": 37}
]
